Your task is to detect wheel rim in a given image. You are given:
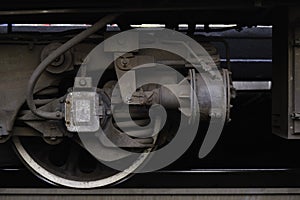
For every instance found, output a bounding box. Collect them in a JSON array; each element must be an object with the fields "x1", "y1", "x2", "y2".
[{"x1": 13, "y1": 136, "x2": 150, "y2": 188}]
